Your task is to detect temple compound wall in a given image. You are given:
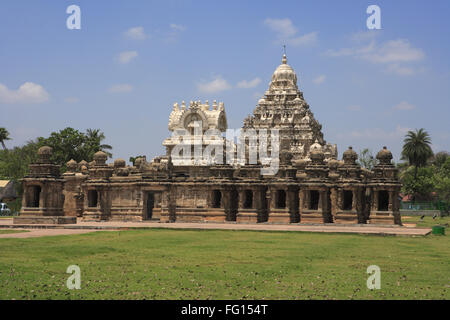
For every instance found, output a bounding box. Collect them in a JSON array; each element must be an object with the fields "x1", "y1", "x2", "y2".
[{"x1": 17, "y1": 54, "x2": 402, "y2": 226}]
